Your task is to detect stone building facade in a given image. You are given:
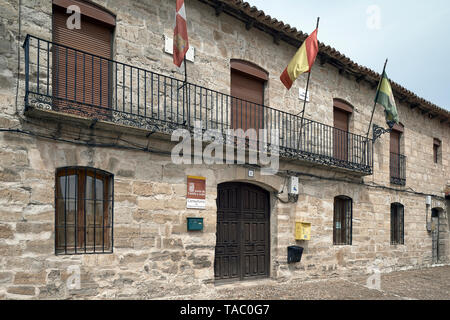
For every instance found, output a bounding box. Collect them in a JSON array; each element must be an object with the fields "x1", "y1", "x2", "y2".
[{"x1": 0, "y1": 0, "x2": 449, "y2": 299}]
